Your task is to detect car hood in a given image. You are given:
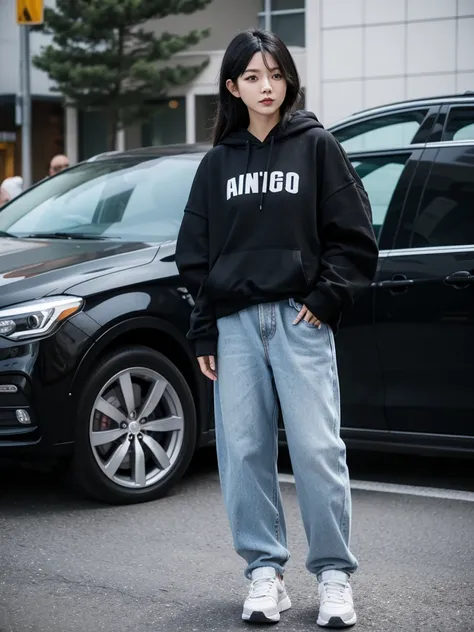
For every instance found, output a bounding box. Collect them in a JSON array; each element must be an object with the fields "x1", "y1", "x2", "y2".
[{"x1": 0, "y1": 237, "x2": 159, "y2": 309}]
